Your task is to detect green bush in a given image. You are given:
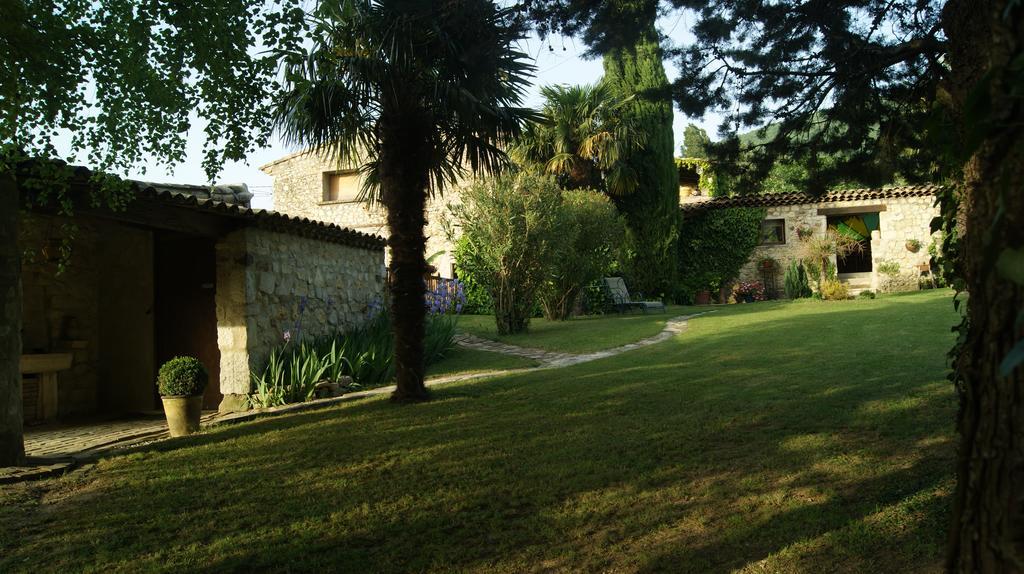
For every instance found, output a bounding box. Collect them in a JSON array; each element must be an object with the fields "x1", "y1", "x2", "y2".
[
  {"x1": 877, "y1": 260, "x2": 901, "y2": 277},
  {"x1": 820, "y1": 279, "x2": 850, "y2": 301},
  {"x1": 449, "y1": 173, "x2": 563, "y2": 334},
  {"x1": 539, "y1": 190, "x2": 626, "y2": 320},
  {"x1": 858, "y1": 290, "x2": 876, "y2": 299},
  {"x1": 452, "y1": 240, "x2": 494, "y2": 315},
  {"x1": 157, "y1": 356, "x2": 208, "y2": 397},
  {"x1": 675, "y1": 207, "x2": 765, "y2": 303},
  {"x1": 250, "y1": 309, "x2": 457, "y2": 408},
  {"x1": 783, "y1": 261, "x2": 813, "y2": 299}
]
